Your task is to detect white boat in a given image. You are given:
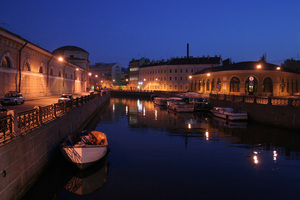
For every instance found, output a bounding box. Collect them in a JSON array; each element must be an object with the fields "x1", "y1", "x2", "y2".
[
  {"x1": 210, "y1": 107, "x2": 248, "y2": 121},
  {"x1": 177, "y1": 92, "x2": 211, "y2": 111},
  {"x1": 167, "y1": 101, "x2": 194, "y2": 112},
  {"x1": 153, "y1": 97, "x2": 169, "y2": 106},
  {"x1": 60, "y1": 130, "x2": 108, "y2": 170}
]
